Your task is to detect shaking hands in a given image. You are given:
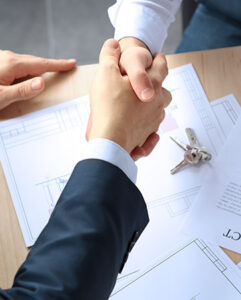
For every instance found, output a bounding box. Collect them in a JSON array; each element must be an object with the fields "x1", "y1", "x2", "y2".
[{"x1": 87, "y1": 39, "x2": 172, "y2": 160}]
